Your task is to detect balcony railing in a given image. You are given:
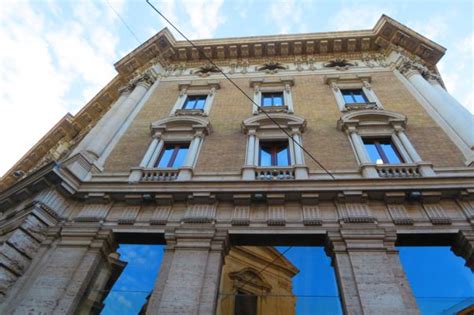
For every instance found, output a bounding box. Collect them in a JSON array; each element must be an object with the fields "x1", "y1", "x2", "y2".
[
  {"x1": 255, "y1": 167, "x2": 295, "y2": 180},
  {"x1": 141, "y1": 168, "x2": 179, "y2": 181},
  {"x1": 376, "y1": 164, "x2": 421, "y2": 178}
]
